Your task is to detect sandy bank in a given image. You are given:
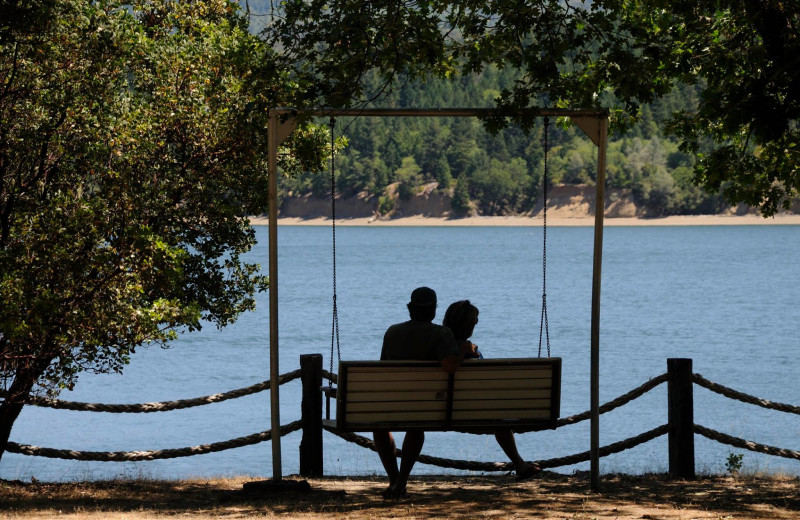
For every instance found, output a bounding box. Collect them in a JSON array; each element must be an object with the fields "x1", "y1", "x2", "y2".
[{"x1": 249, "y1": 213, "x2": 800, "y2": 227}]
